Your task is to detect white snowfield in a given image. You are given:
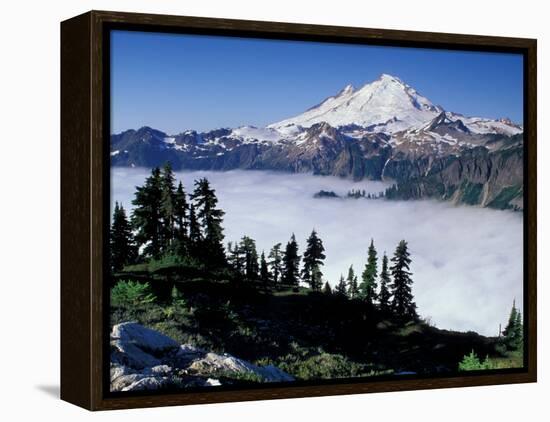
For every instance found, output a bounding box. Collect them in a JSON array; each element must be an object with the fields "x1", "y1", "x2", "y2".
[
  {"x1": 265, "y1": 73, "x2": 521, "y2": 139},
  {"x1": 269, "y1": 74, "x2": 442, "y2": 132},
  {"x1": 229, "y1": 125, "x2": 285, "y2": 143},
  {"x1": 117, "y1": 74, "x2": 522, "y2": 150}
]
